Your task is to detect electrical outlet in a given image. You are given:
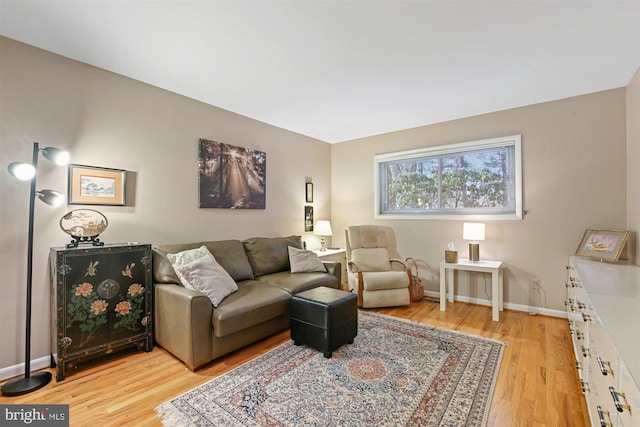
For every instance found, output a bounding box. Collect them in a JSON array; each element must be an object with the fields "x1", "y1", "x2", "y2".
[{"x1": 530, "y1": 277, "x2": 540, "y2": 290}]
